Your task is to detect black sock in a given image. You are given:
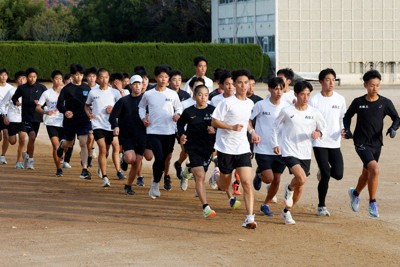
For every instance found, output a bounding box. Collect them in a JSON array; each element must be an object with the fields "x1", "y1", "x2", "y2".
[
  {"x1": 283, "y1": 208, "x2": 289, "y2": 213},
  {"x1": 353, "y1": 190, "x2": 359, "y2": 197},
  {"x1": 202, "y1": 204, "x2": 209, "y2": 209},
  {"x1": 102, "y1": 174, "x2": 107, "y2": 178},
  {"x1": 288, "y1": 185, "x2": 292, "y2": 191},
  {"x1": 369, "y1": 199, "x2": 376, "y2": 203}
]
